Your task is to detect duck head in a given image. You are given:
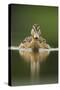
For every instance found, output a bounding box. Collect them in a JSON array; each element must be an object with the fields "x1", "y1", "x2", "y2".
[{"x1": 31, "y1": 24, "x2": 41, "y2": 39}]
